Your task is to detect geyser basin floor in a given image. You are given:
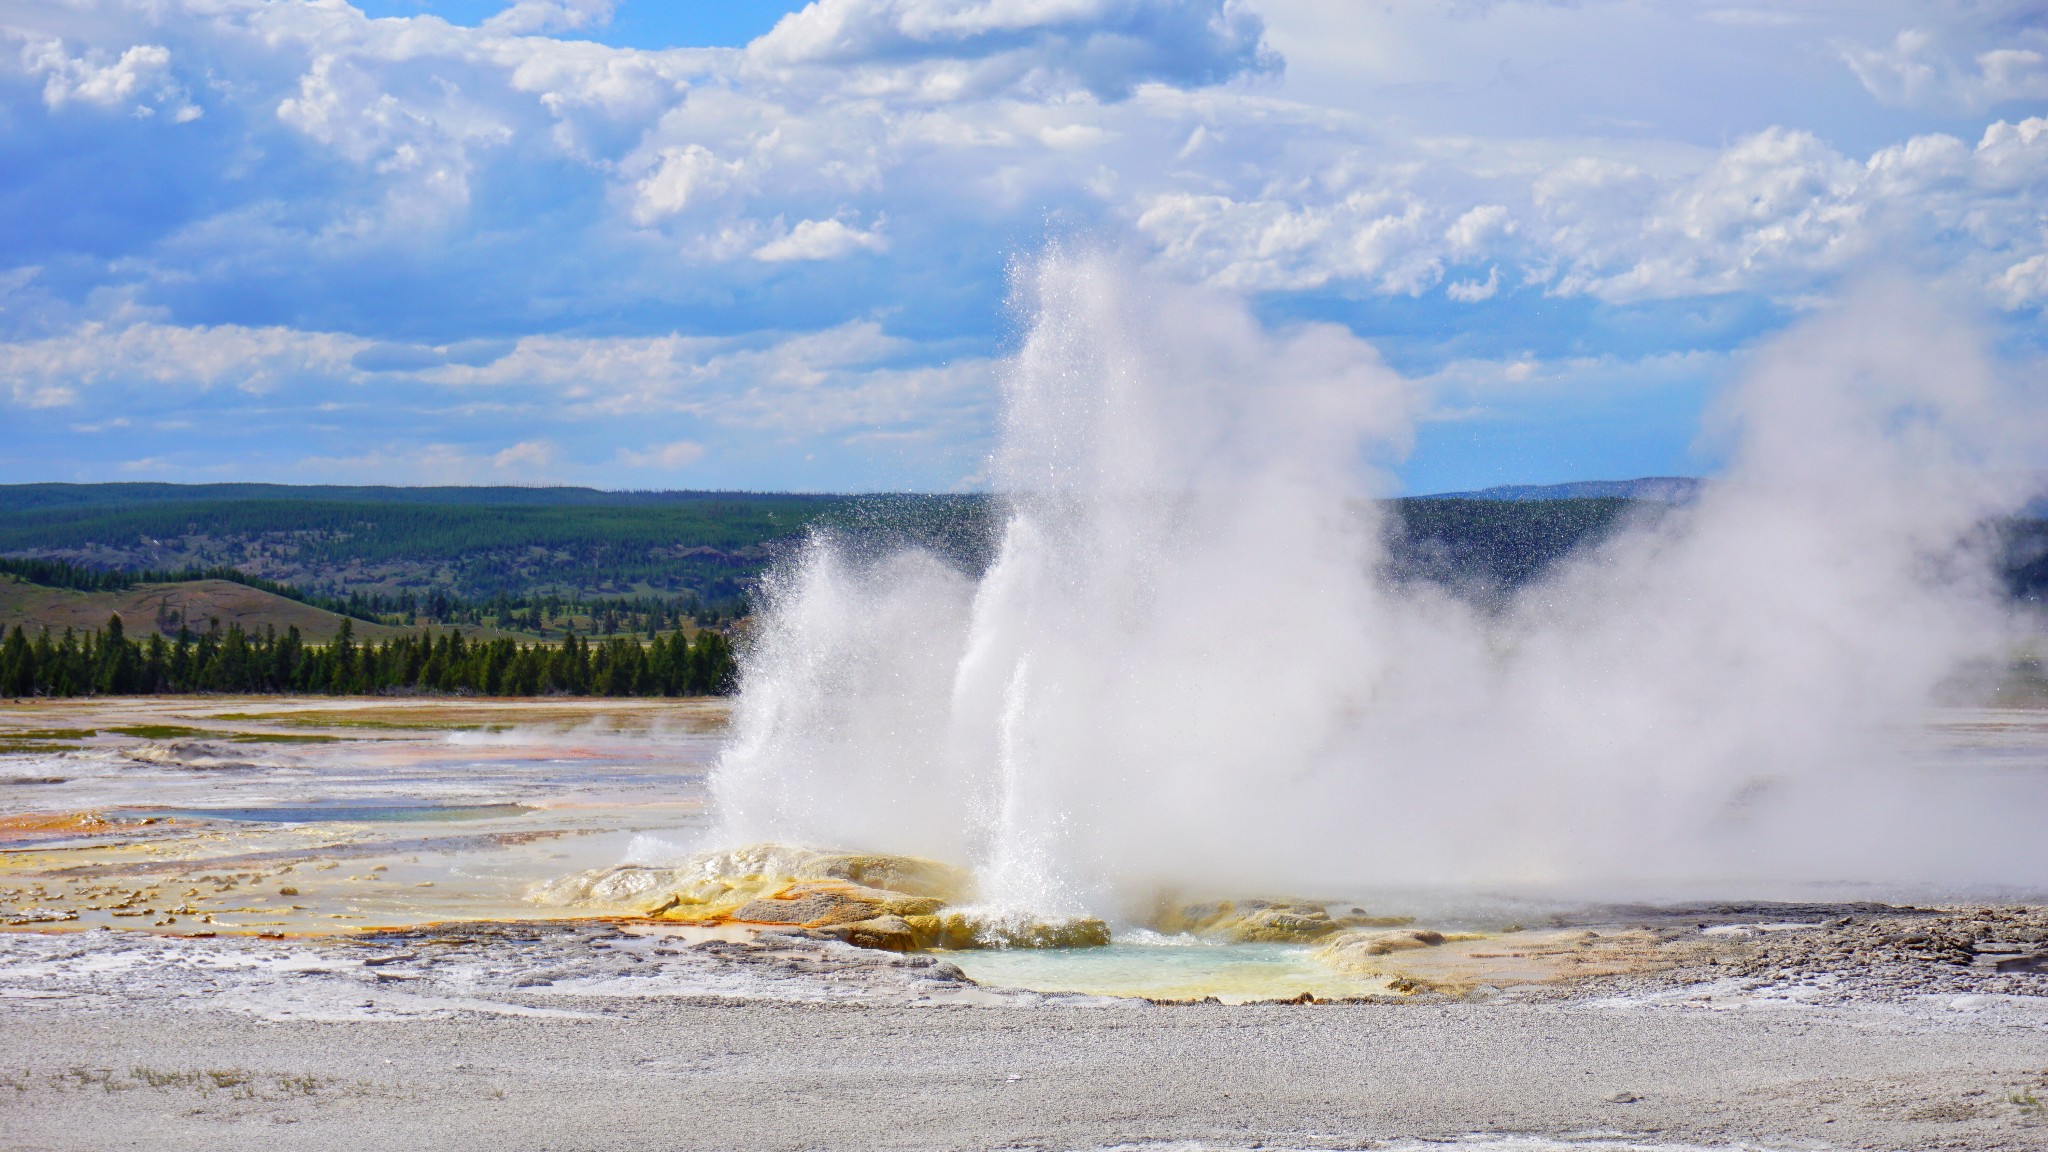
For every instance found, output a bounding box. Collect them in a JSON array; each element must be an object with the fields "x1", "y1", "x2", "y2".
[
  {"x1": 7, "y1": 691, "x2": 2048, "y2": 1147},
  {"x1": 0, "y1": 696, "x2": 725, "y2": 934},
  {"x1": 6, "y1": 920, "x2": 2048, "y2": 1152}
]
